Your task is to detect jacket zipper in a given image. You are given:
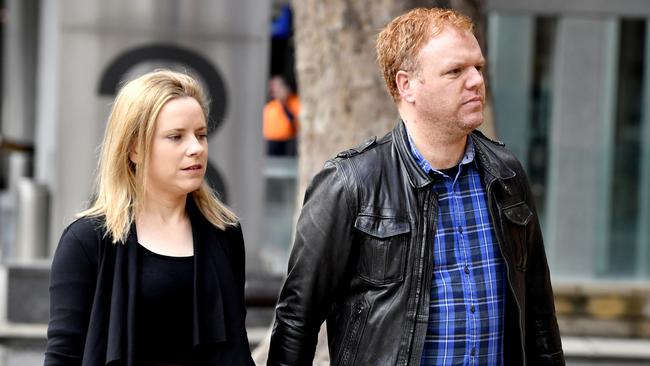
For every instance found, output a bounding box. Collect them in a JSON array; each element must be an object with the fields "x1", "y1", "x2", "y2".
[
  {"x1": 405, "y1": 189, "x2": 437, "y2": 365},
  {"x1": 487, "y1": 178, "x2": 526, "y2": 365},
  {"x1": 340, "y1": 301, "x2": 365, "y2": 366}
]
